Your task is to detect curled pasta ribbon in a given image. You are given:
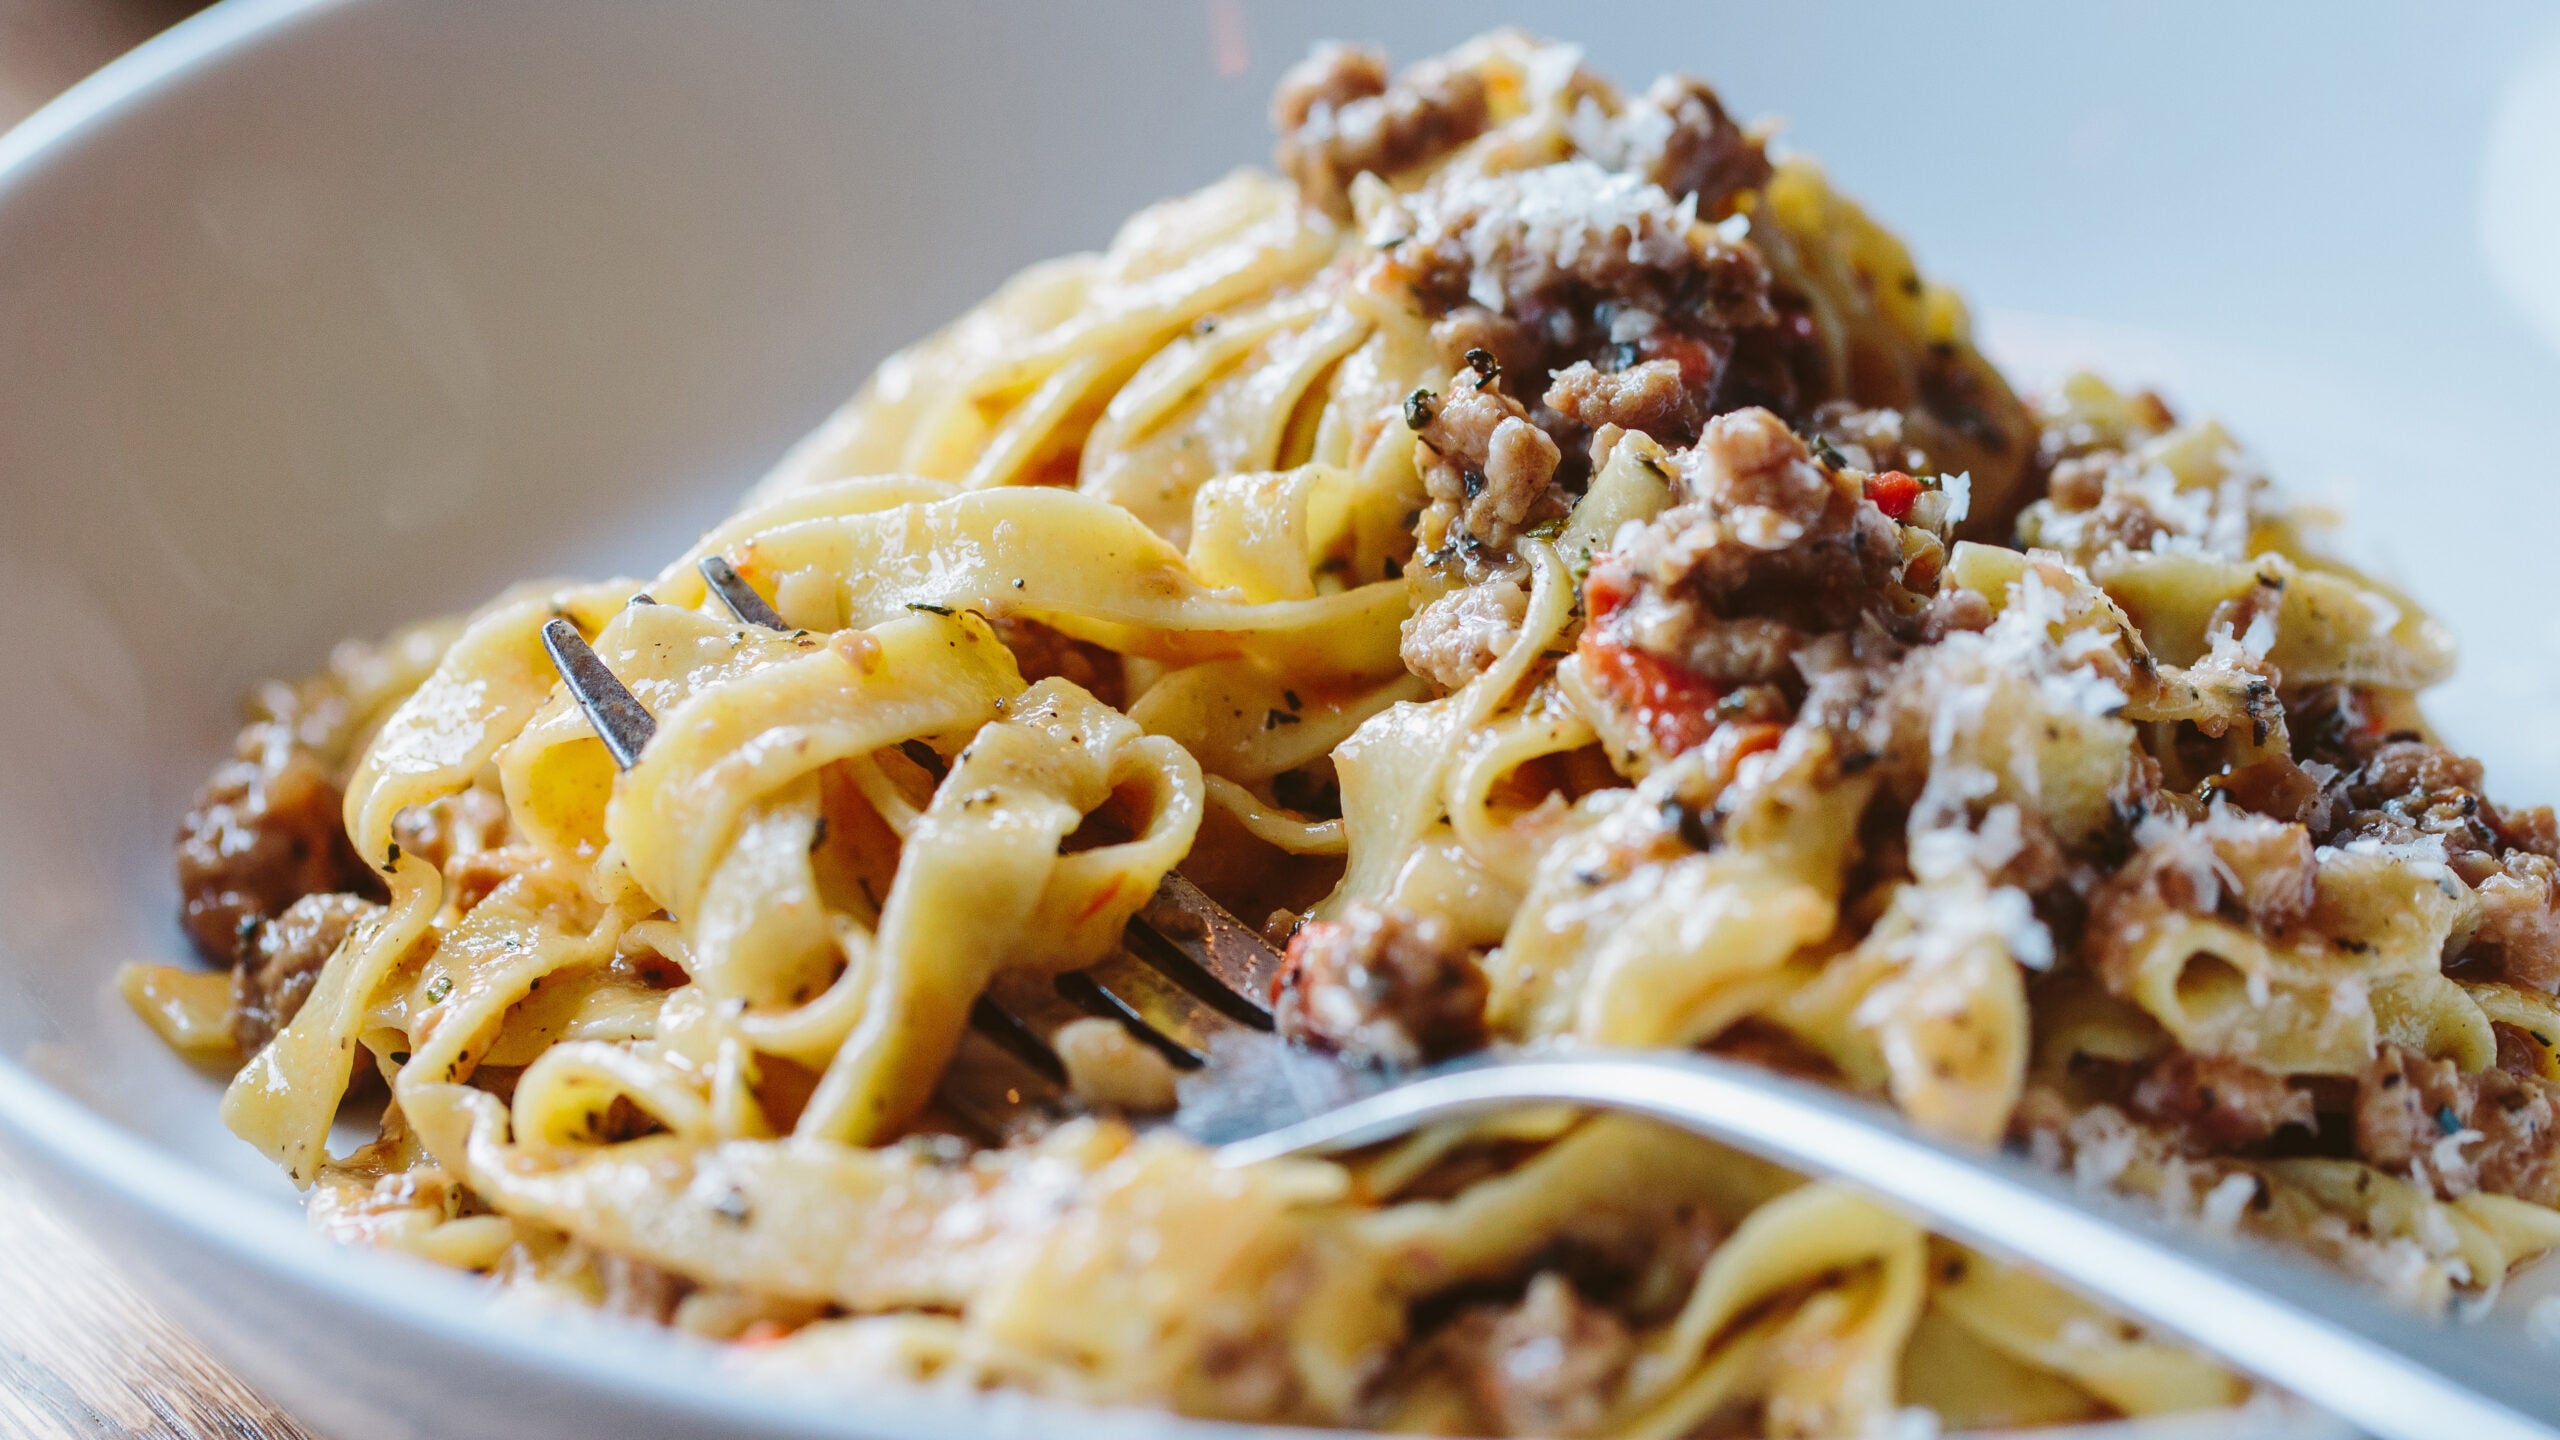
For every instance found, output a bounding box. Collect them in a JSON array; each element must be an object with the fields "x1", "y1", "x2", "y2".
[
  {"x1": 1766, "y1": 870, "x2": 2032, "y2": 1146},
  {"x1": 228, "y1": 582, "x2": 629, "y2": 1181},
  {"x1": 603, "y1": 610, "x2": 1022, "y2": 922},
  {"x1": 1619, "y1": 1184, "x2": 1927, "y2": 1439},
  {"x1": 1359, "y1": 1116, "x2": 1929, "y2": 1437},
  {"x1": 648, "y1": 482, "x2": 1411, "y2": 678},
  {"x1": 1488, "y1": 740, "x2": 1871, "y2": 1049},
  {"x1": 752, "y1": 171, "x2": 1342, "y2": 505},
  {"x1": 2099, "y1": 549, "x2": 2455, "y2": 690},
  {"x1": 1203, "y1": 775, "x2": 1346, "y2": 856},
  {"x1": 1447, "y1": 705, "x2": 1596, "y2": 890},
  {"x1": 798, "y1": 679, "x2": 1203, "y2": 1143},
  {"x1": 1327, "y1": 540, "x2": 1575, "y2": 916},
  {"x1": 1358, "y1": 1116, "x2": 1796, "y2": 1291},
  {"x1": 2261, "y1": 1159, "x2": 2560, "y2": 1307},
  {"x1": 1129, "y1": 658, "x2": 1426, "y2": 787},
  {"x1": 2098, "y1": 849, "x2": 2470, "y2": 1075},
  {"x1": 1929, "y1": 1244, "x2": 2244, "y2": 1416},
  {"x1": 407, "y1": 1090, "x2": 1395, "y2": 1416},
  {"x1": 511, "y1": 1040, "x2": 718, "y2": 1145}
]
